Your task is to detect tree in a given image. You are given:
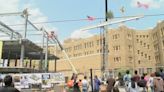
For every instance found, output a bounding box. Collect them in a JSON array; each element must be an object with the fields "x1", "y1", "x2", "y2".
[{"x1": 107, "y1": 10, "x2": 114, "y2": 19}]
